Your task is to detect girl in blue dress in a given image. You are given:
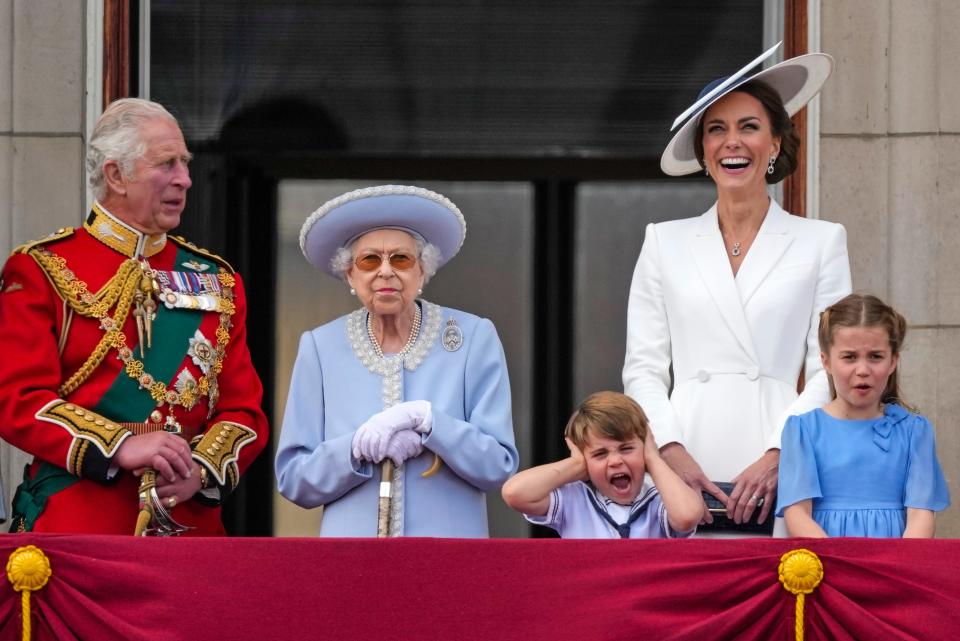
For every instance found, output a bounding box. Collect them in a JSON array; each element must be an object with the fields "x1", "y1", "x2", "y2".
[{"x1": 776, "y1": 294, "x2": 949, "y2": 537}]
